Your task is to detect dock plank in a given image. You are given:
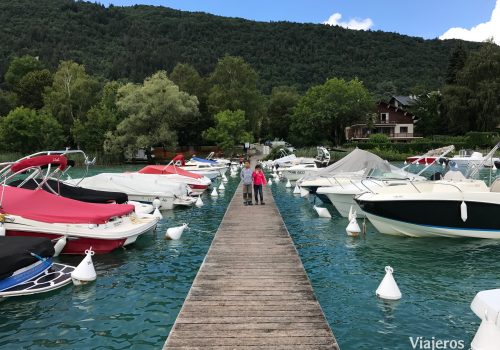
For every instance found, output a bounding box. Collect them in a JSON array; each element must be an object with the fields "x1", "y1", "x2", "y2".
[{"x1": 164, "y1": 168, "x2": 339, "y2": 349}]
